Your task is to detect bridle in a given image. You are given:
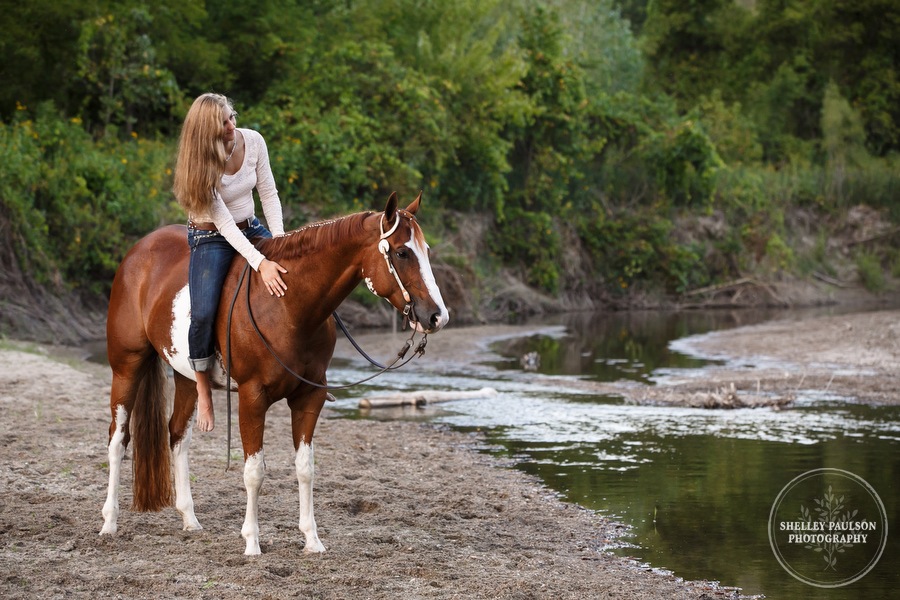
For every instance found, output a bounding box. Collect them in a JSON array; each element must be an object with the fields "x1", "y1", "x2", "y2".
[
  {"x1": 222, "y1": 213, "x2": 427, "y2": 468},
  {"x1": 378, "y1": 212, "x2": 415, "y2": 323}
]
